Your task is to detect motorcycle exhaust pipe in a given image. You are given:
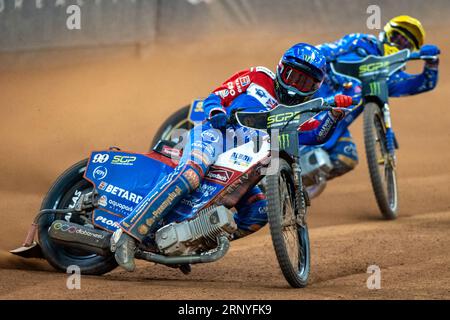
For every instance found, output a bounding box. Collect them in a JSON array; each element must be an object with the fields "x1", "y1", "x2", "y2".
[
  {"x1": 48, "y1": 220, "x2": 112, "y2": 256},
  {"x1": 135, "y1": 235, "x2": 230, "y2": 265}
]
